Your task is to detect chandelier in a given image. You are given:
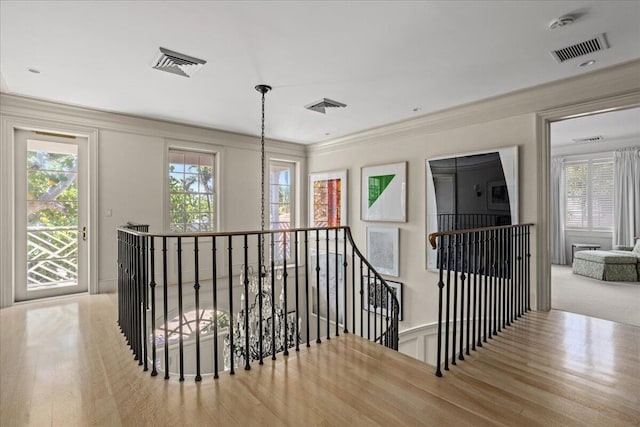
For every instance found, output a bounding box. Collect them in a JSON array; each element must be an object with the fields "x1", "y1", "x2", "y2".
[{"x1": 224, "y1": 84, "x2": 299, "y2": 370}]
